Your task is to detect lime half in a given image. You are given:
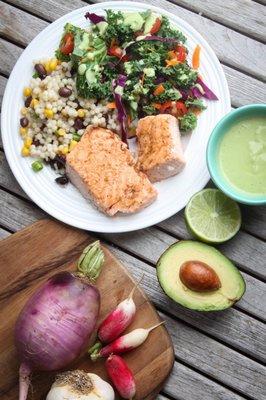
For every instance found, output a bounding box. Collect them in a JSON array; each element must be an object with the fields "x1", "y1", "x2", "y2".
[{"x1": 185, "y1": 189, "x2": 241, "y2": 243}]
